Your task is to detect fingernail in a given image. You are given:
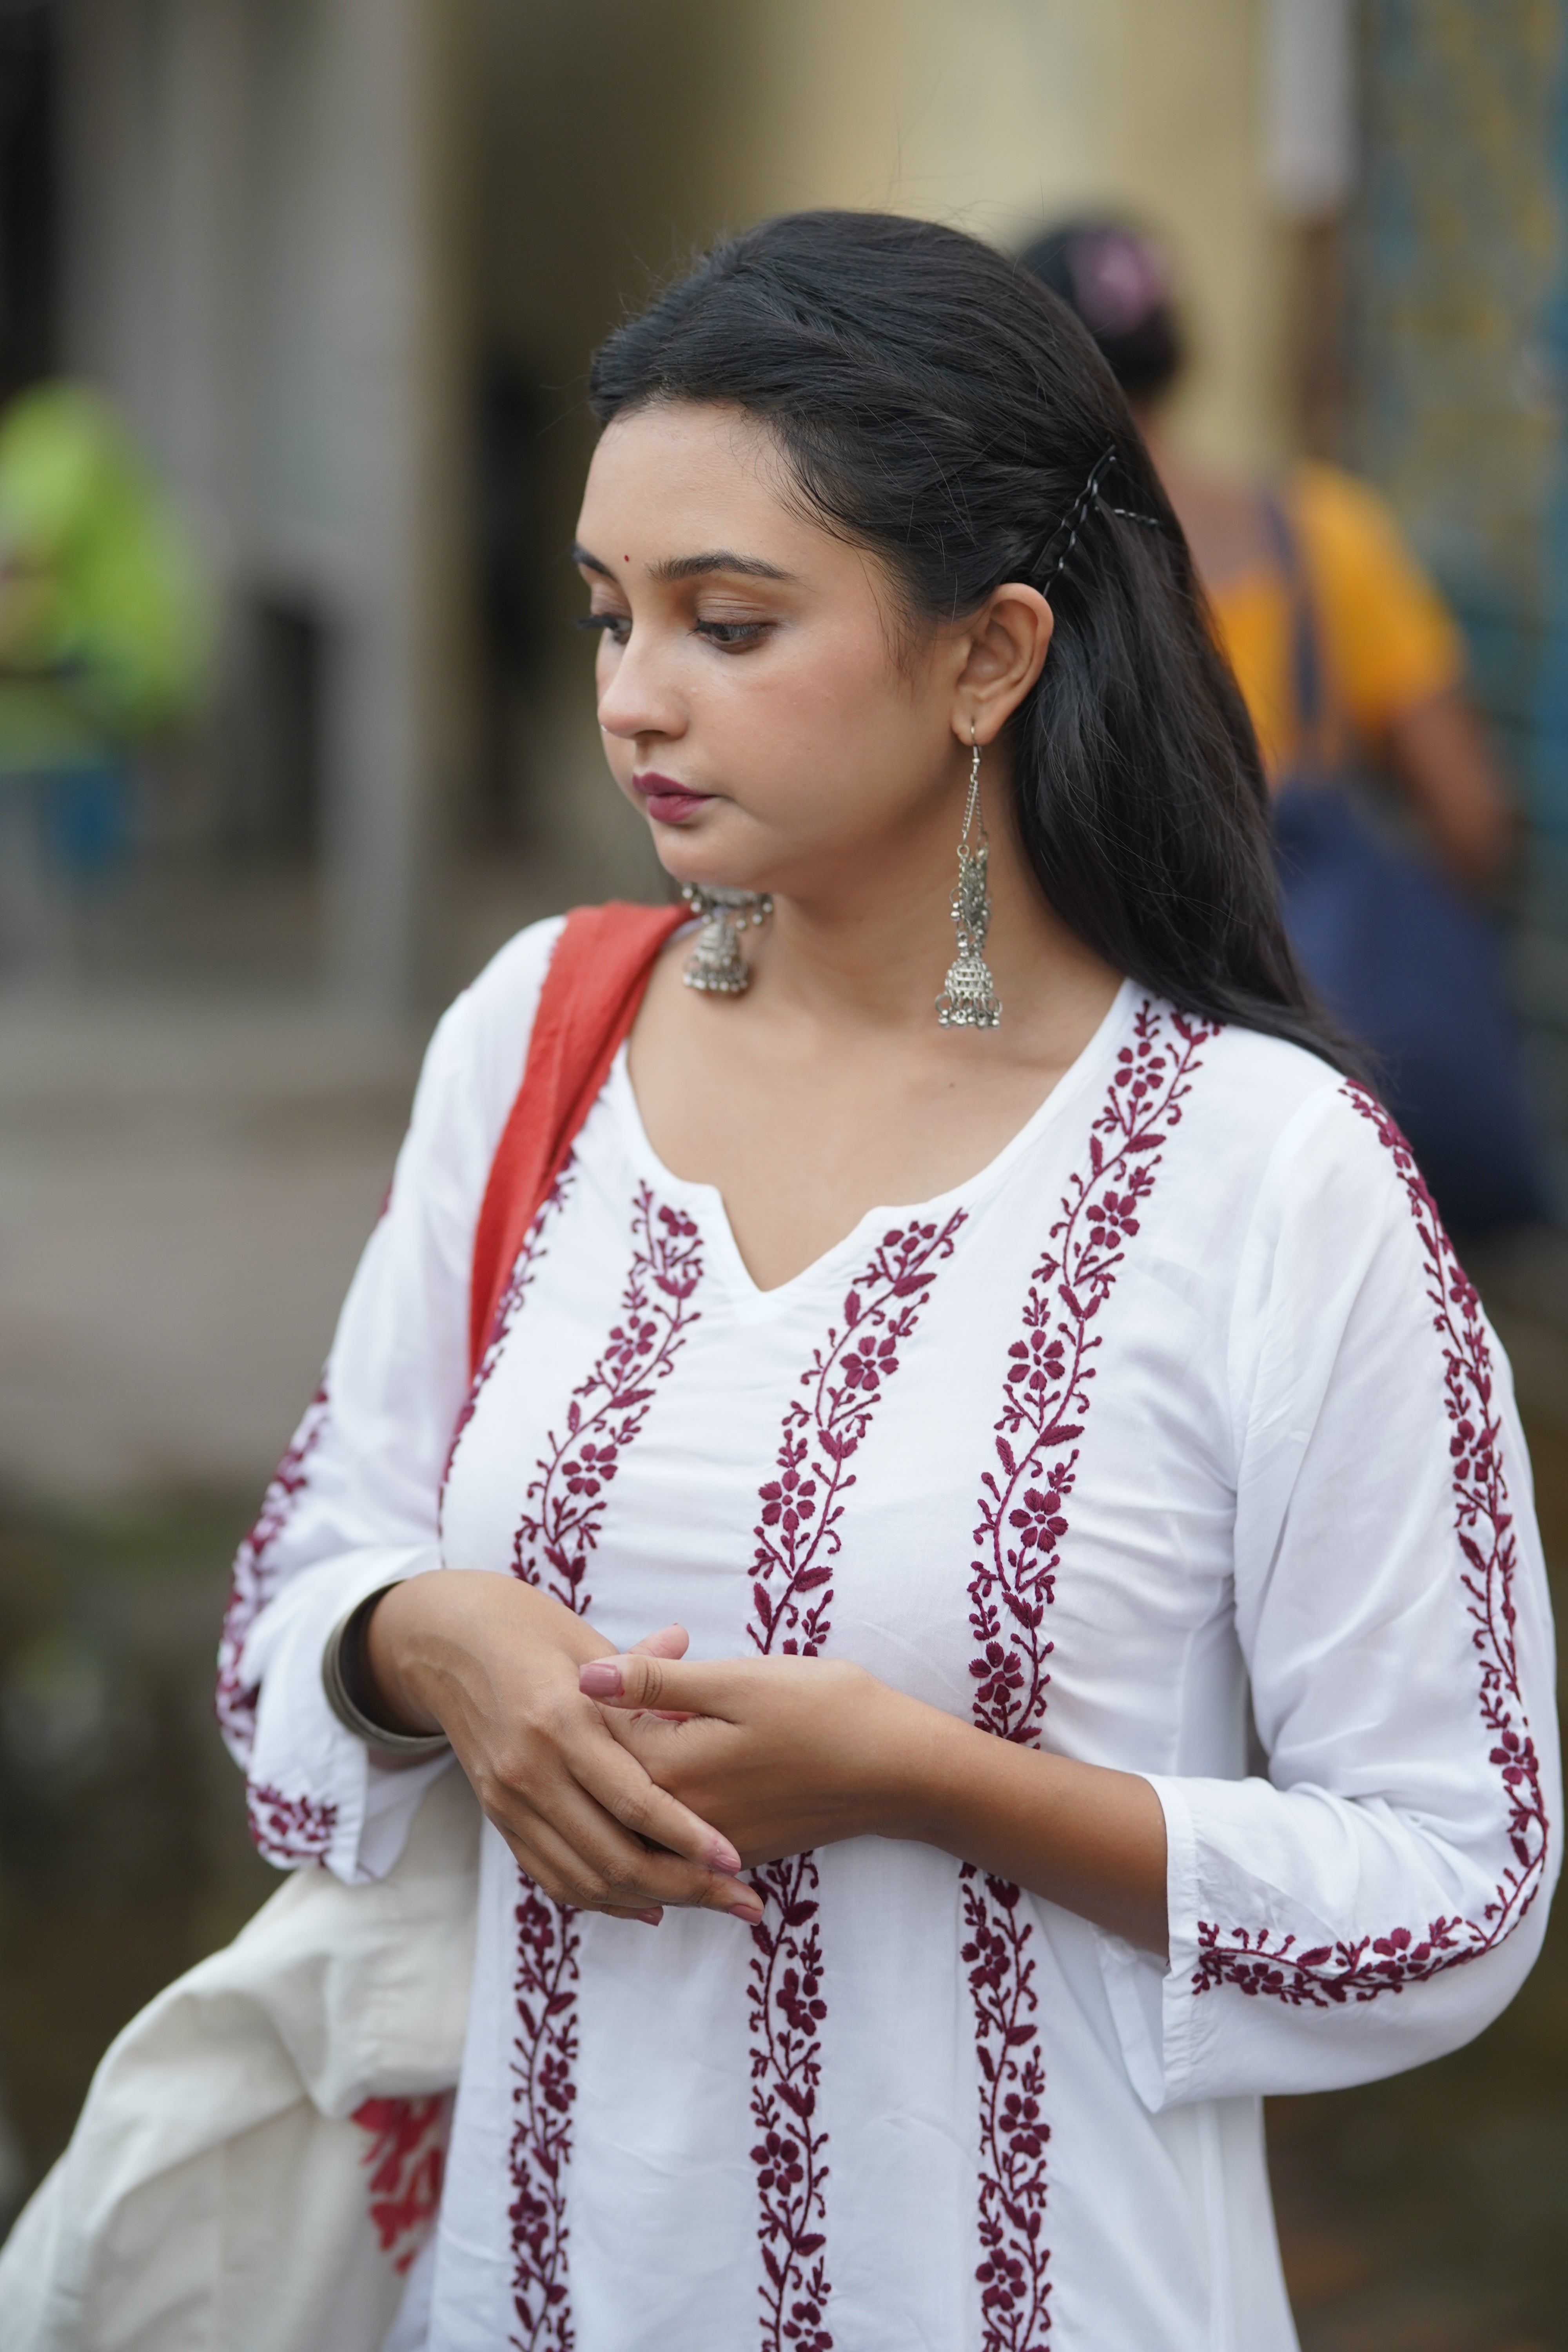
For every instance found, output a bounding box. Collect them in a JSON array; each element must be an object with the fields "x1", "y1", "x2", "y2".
[
  {"x1": 637, "y1": 1909, "x2": 662, "y2": 1927},
  {"x1": 710, "y1": 1838, "x2": 743, "y2": 1875},
  {"x1": 731, "y1": 1901, "x2": 764, "y2": 1924},
  {"x1": 579, "y1": 1660, "x2": 623, "y2": 1697}
]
